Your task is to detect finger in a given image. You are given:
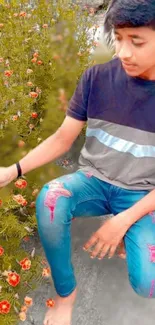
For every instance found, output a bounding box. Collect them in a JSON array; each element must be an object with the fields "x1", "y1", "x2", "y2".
[
  {"x1": 43, "y1": 318, "x2": 47, "y2": 325},
  {"x1": 108, "y1": 245, "x2": 117, "y2": 259},
  {"x1": 83, "y1": 233, "x2": 98, "y2": 251},
  {"x1": 90, "y1": 241, "x2": 104, "y2": 259},
  {"x1": 117, "y1": 240, "x2": 126, "y2": 259},
  {"x1": 118, "y1": 253, "x2": 126, "y2": 260},
  {"x1": 98, "y1": 244, "x2": 110, "y2": 260}
]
